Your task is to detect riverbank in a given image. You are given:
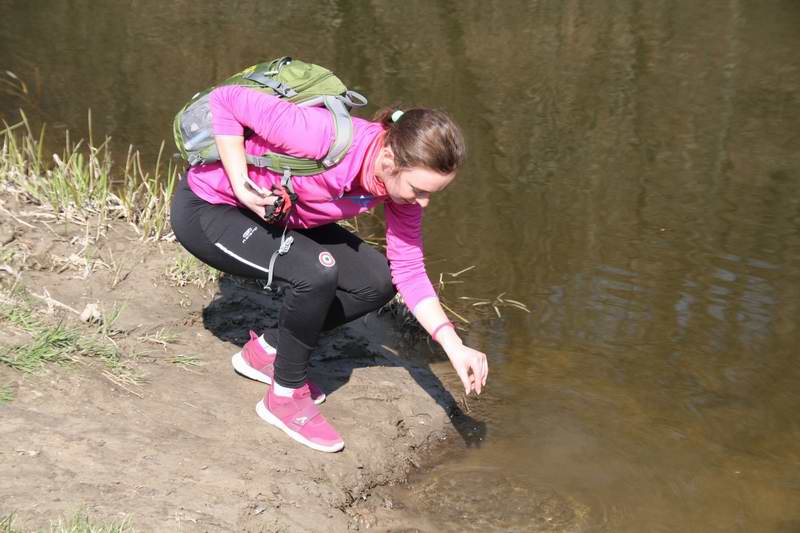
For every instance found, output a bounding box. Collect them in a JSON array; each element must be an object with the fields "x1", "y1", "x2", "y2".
[
  {"x1": 0, "y1": 126, "x2": 459, "y2": 531},
  {"x1": 0, "y1": 189, "x2": 460, "y2": 532}
]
